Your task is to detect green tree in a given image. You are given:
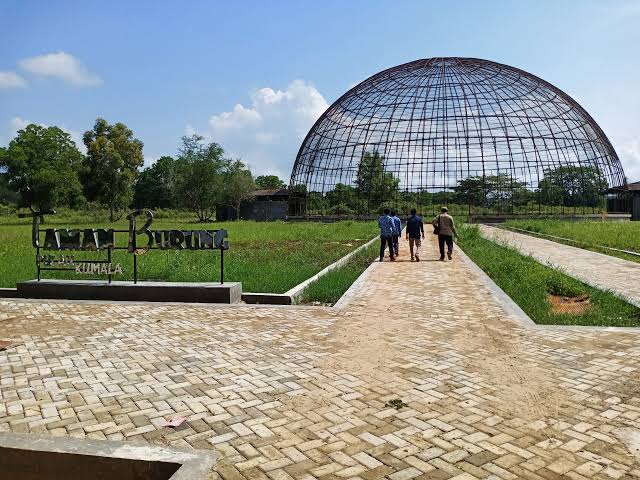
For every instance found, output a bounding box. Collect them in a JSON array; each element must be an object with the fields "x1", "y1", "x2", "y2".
[
  {"x1": 255, "y1": 175, "x2": 286, "y2": 190},
  {"x1": 133, "y1": 156, "x2": 176, "y2": 209},
  {"x1": 0, "y1": 169, "x2": 20, "y2": 206},
  {"x1": 453, "y1": 174, "x2": 531, "y2": 211},
  {"x1": 452, "y1": 177, "x2": 486, "y2": 206},
  {"x1": 224, "y1": 159, "x2": 256, "y2": 220},
  {"x1": 325, "y1": 183, "x2": 357, "y2": 209},
  {"x1": 82, "y1": 118, "x2": 144, "y2": 220},
  {"x1": 174, "y1": 135, "x2": 228, "y2": 222},
  {"x1": 538, "y1": 166, "x2": 608, "y2": 208},
  {"x1": 0, "y1": 124, "x2": 84, "y2": 211},
  {"x1": 355, "y1": 151, "x2": 399, "y2": 210}
]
